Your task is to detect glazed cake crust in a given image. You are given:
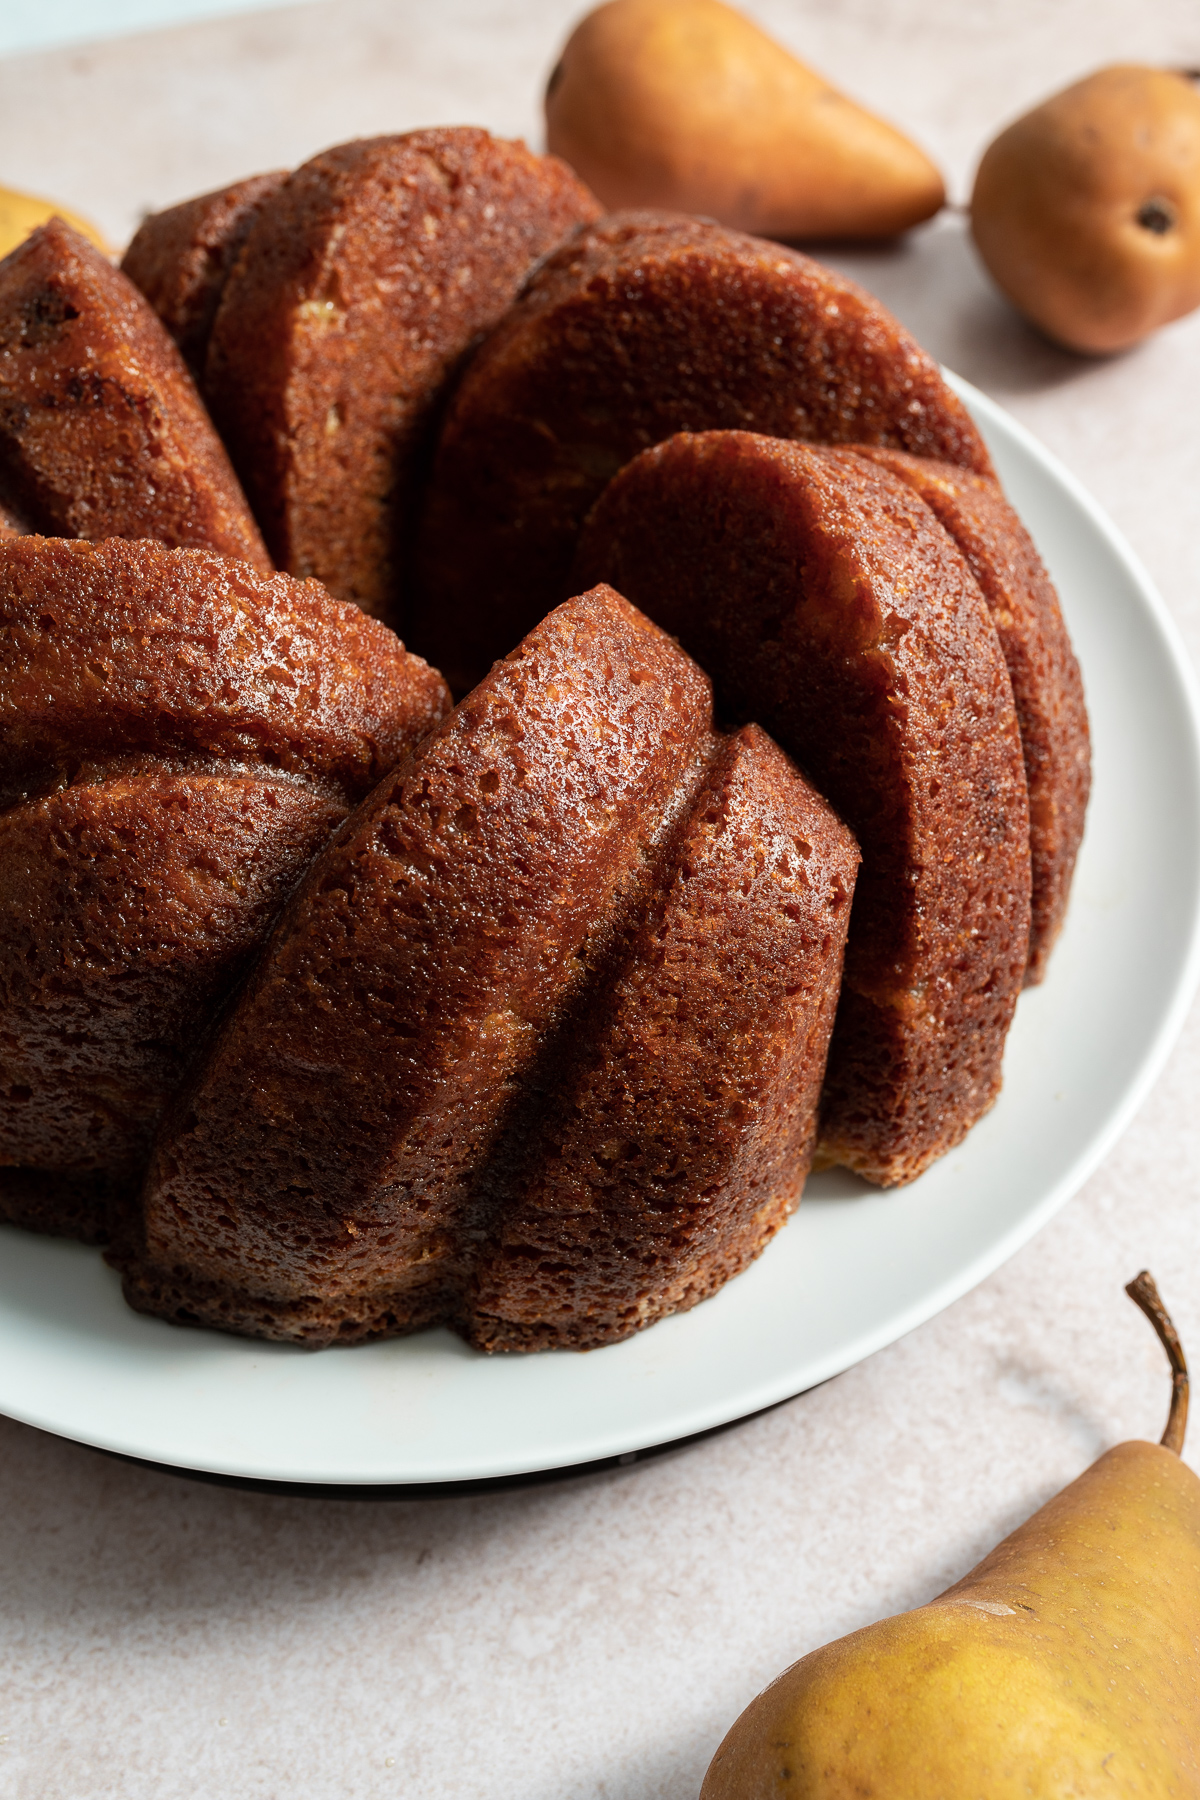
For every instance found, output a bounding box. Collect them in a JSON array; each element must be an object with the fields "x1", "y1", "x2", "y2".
[
  {"x1": 0, "y1": 536, "x2": 450, "y2": 1241},
  {"x1": 121, "y1": 587, "x2": 858, "y2": 1349},
  {"x1": 849, "y1": 448, "x2": 1090, "y2": 984},
  {"x1": 206, "y1": 128, "x2": 601, "y2": 621},
  {"x1": 468, "y1": 722, "x2": 858, "y2": 1351},
  {"x1": 411, "y1": 210, "x2": 994, "y2": 692},
  {"x1": 121, "y1": 172, "x2": 288, "y2": 383},
  {"x1": 0, "y1": 219, "x2": 269, "y2": 568},
  {"x1": 0, "y1": 769, "x2": 345, "y2": 1229},
  {"x1": 0, "y1": 535, "x2": 448, "y2": 806},
  {"x1": 576, "y1": 433, "x2": 1032, "y2": 1185}
]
